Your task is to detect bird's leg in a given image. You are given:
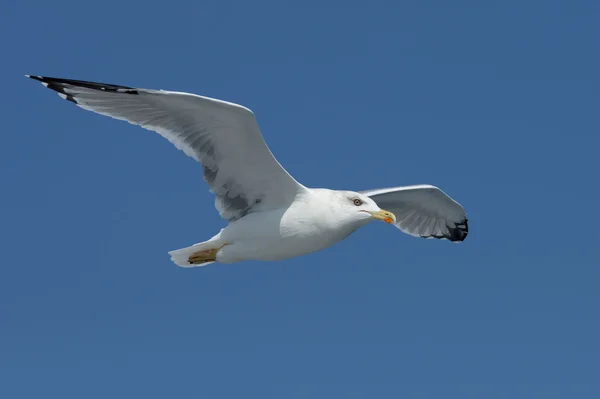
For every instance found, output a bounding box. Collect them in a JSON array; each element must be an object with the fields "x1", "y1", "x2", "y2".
[{"x1": 188, "y1": 246, "x2": 224, "y2": 265}]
